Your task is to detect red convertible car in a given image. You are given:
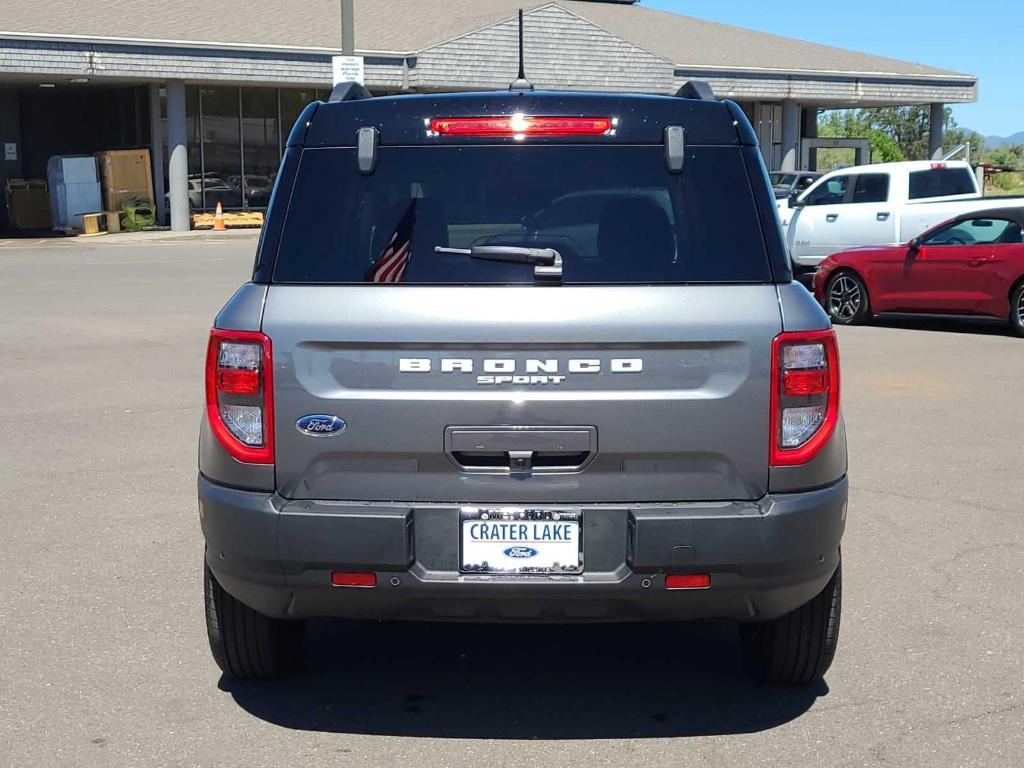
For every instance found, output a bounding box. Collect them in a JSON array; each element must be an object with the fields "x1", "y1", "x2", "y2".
[{"x1": 813, "y1": 207, "x2": 1024, "y2": 336}]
